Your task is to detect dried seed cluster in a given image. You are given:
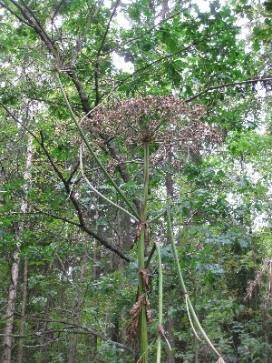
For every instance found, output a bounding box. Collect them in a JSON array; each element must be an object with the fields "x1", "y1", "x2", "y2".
[{"x1": 81, "y1": 96, "x2": 214, "y2": 145}]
